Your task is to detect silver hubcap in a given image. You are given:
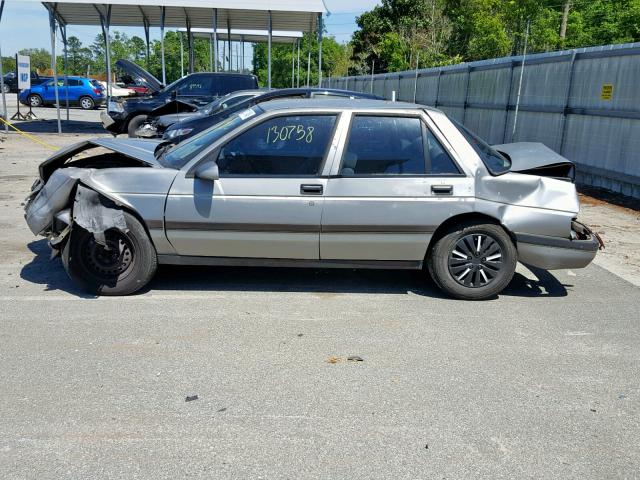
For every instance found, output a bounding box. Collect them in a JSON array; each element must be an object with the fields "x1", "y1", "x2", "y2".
[
  {"x1": 82, "y1": 98, "x2": 92, "y2": 109},
  {"x1": 30, "y1": 96, "x2": 39, "y2": 106},
  {"x1": 448, "y1": 234, "x2": 503, "y2": 288}
]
